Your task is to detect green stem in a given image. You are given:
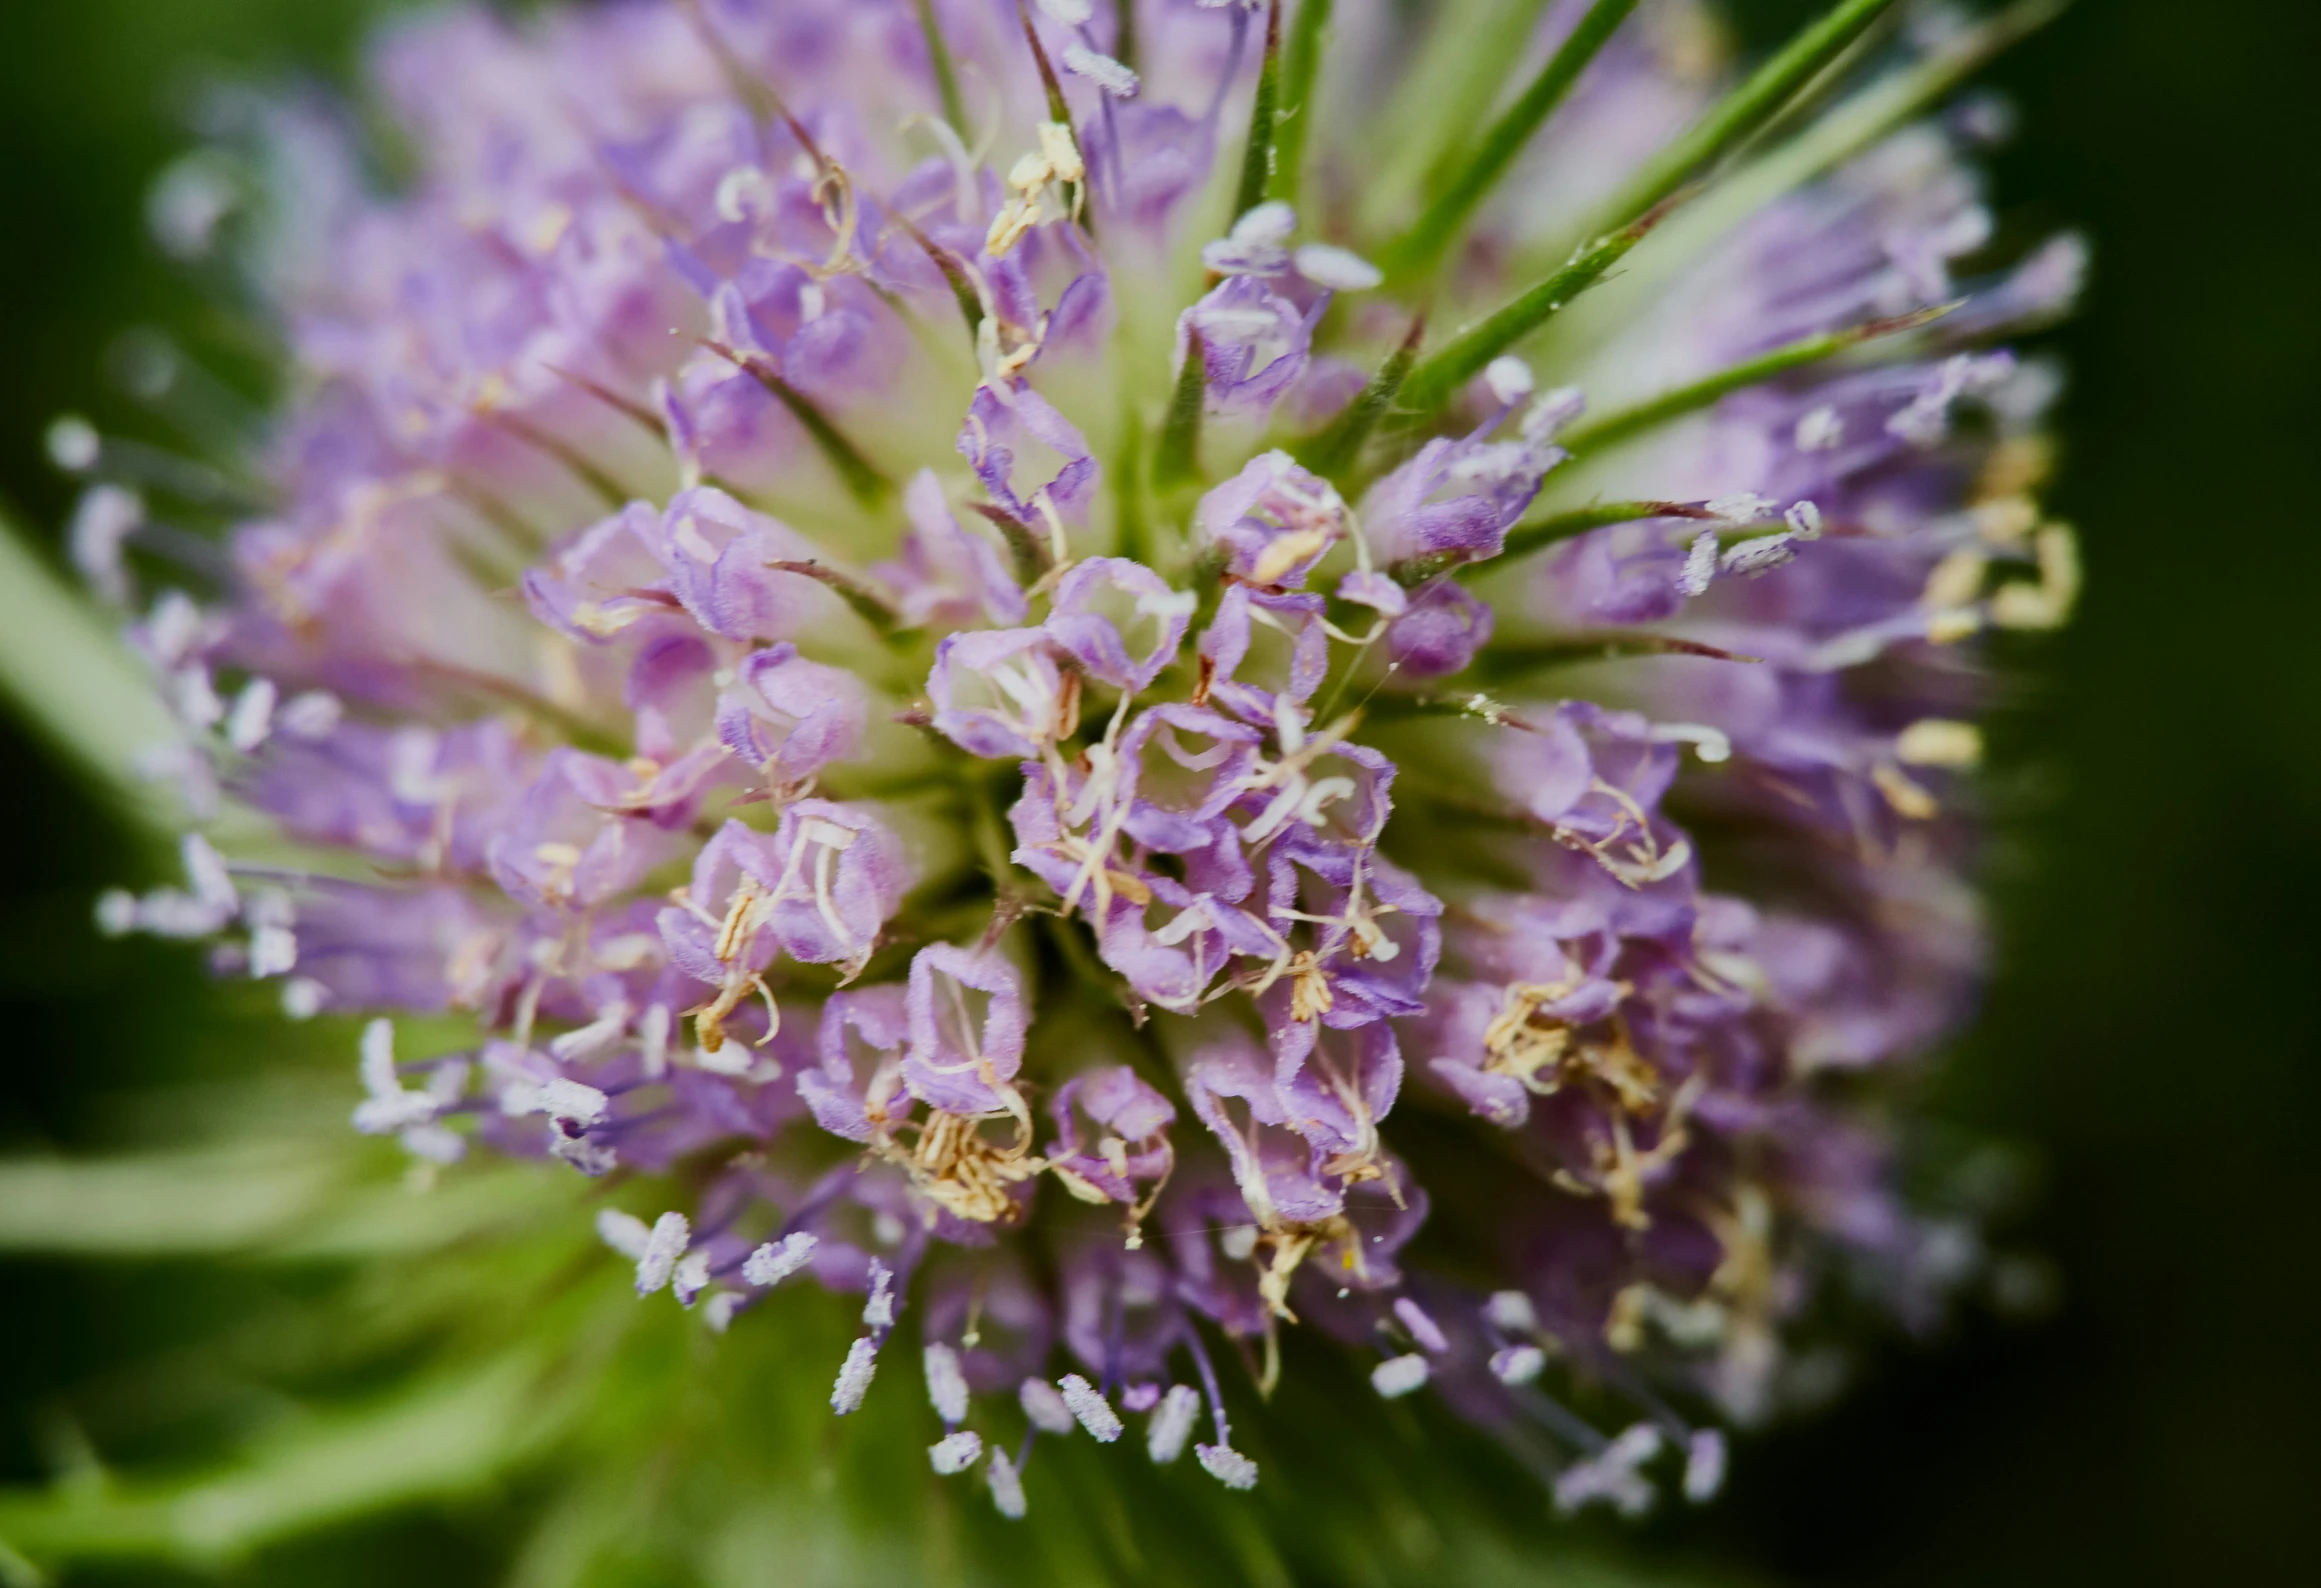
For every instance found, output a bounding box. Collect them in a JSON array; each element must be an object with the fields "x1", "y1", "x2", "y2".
[
  {"x1": 1271, "y1": 0, "x2": 1334, "y2": 211},
  {"x1": 1294, "y1": 312, "x2": 1427, "y2": 483},
  {"x1": 1386, "y1": 500, "x2": 1714, "y2": 586},
  {"x1": 897, "y1": 213, "x2": 986, "y2": 346},
  {"x1": 484, "y1": 410, "x2": 633, "y2": 509},
  {"x1": 1234, "y1": 0, "x2": 1286, "y2": 219},
  {"x1": 1155, "y1": 330, "x2": 1208, "y2": 488},
  {"x1": 1113, "y1": 0, "x2": 1139, "y2": 73},
  {"x1": 1478, "y1": 632, "x2": 1763, "y2": 678},
  {"x1": 1398, "y1": 207, "x2": 1665, "y2": 417},
  {"x1": 1114, "y1": 410, "x2": 1153, "y2": 565},
  {"x1": 1382, "y1": 0, "x2": 1639, "y2": 281},
  {"x1": 1364, "y1": 0, "x2": 1558, "y2": 227},
  {"x1": 1590, "y1": 0, "x2": 1902, "y2": 231},
  {"x1": 702, "y1": 340, "x2": 893, "y2": 506},
  {"x1": 0, "y1": 517, "x2": 180, "y2": 836},
  {"x1": 1017, "y1": 1, "x2": 1093, "y2": 232},
  {"x1": 1561, "y1": 302, "x2": 1954, "y2": 454},
  {"x1": 968, "y1": 503, "x2": 1056, "y2": 589},
  {"x1": 913, "y1": 0, "x2": 968, "y2": 135},
  {"x1": 762, "y1": 560, "x2": 906, "y2": 635}
]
